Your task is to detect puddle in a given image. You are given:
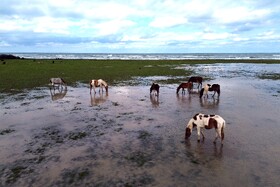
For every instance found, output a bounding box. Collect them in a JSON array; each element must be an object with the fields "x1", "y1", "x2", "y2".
[{"x1": 0, "y1": 64, "x2": 280, "y2": 186}]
